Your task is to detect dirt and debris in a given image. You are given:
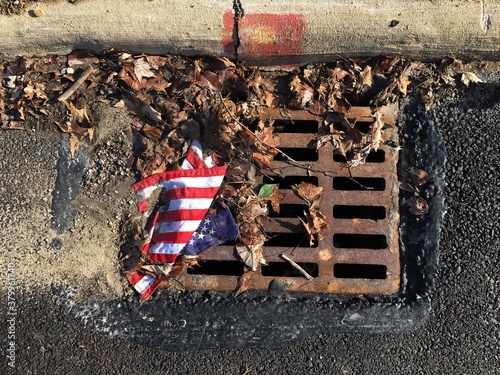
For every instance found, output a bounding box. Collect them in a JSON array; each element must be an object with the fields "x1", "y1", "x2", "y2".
[{"x1": 0, "y1": 50, "x2": 485, "y2": 298}]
